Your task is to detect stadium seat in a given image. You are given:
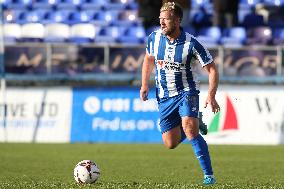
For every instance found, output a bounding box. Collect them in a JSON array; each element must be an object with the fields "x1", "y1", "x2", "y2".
[
  {"x1": 183, "y1": 26, "x2": 196, "y2": 36},
  {"x1": 32, "y1": 0, "x2": 58, "y2": 9},
  {"x1": 3, "y1": 9, "x2": 23, "y2": 23},
  {"x1": 68, "y1": 11, "x2": 92, "y2": 25},
  {"x1": 21, "y1": 23, "x2": 45, "y2": 42},
  {"x1": 44, "y1": 23, "x2": 70, "y2": 42},
  {"x1": 24, "y1": 10, "x2": 46, "y2": 23},
  {"x1": 80, "y1": 0, "x2": 109, "y2": 10},
  {"x1": 261, "y1": 0, "x2": 284, "y2": 6},
  {"x1": 56, "y1": 0, "x2": 81, "y2": 10},
  {"x1": 191, "y1": 6, "x2": 213, "y2": 29},
  {"x1": 94, "y1": 26, "x2": 126, "y2": 44},
  {"x1": 118, "y1": 26, "x2": 146, "y2": 44},
  {"x1": 272, "y1": 28, "x2": 284, "y2": 45},
  {"x1": 69, "y1": 24, "x2": 96, "y2": 43},
  {"x1": 91, "y1": 11, "x2": 118, "y2": 26},
  {"x1": 42, "y1": 10, "x2": 72, "y2": 24},
  {"x1": 126, "y1": 1, "x2": 138, "y2": 10},
  {"x1": 105, "y1": 0, "x2": 127, "y2": 10},
  {"x1": 196, "y1": 27, "x2": 222, "y2": 47},
  {"x1": 4, "y1": 0, "x2": 32, "y2": 9},
  {"x1": 240, "y1": 0, "x2": 261, "y2": 8},
  {"x1": 114, "y1": 10, "x2": 139, "y2": 27},
  {"x1": 3, "y1": 23, "x2": 22, "y2": 43},
  {"x1": 246, "y1": 26, "x2": 272, "y2": 45},
  {"x1": 238, "y1": 7, "x2": 252, "y2": 24},
  {"x1": 191, "y1": 0, "x2": 209, "y2": 9},
  {"x1": 220, "y1": 27, "x2": 247, "y2": 47},
  {"x1": 13, "y1": 11, "x2": 30, "y2": 24}
]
